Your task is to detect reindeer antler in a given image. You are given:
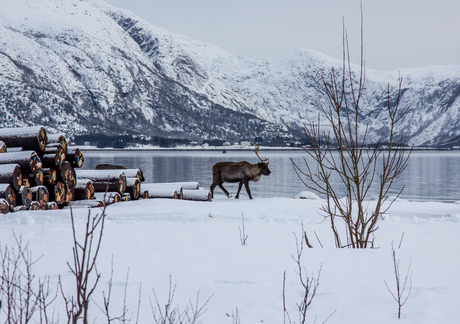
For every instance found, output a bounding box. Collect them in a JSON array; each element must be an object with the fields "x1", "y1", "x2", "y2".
[{"x1": 255, "y1": 145, "x2": 269, "y2": 164}]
